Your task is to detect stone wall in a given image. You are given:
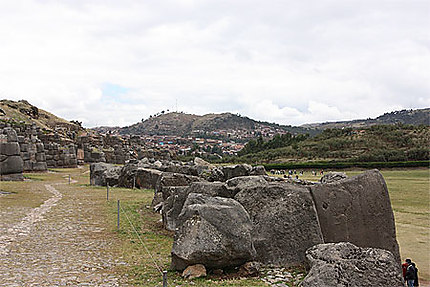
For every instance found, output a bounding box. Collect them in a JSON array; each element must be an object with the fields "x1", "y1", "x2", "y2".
[
  {"x1": 45, "y1": 143, "x2": 77, "y2": 168},
  {"x1": 0, "y1": 127, "x2": 24, "y2": 180}
]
